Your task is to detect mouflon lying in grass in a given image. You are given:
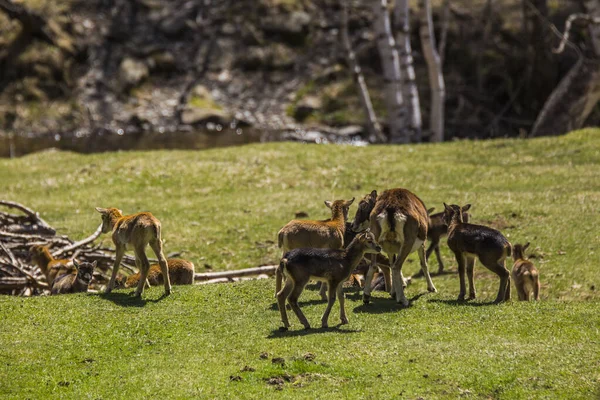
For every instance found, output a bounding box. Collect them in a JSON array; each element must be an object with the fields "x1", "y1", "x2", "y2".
[
  {"x1": 116, "y1": 258, "x2": 195, "y2": 288},
  {"x1": 28, "y1": 245, "x2": 74, "y2": 286},
  {"x1": 51, "y1": 260, "x2": 97, "y2": 295}
]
